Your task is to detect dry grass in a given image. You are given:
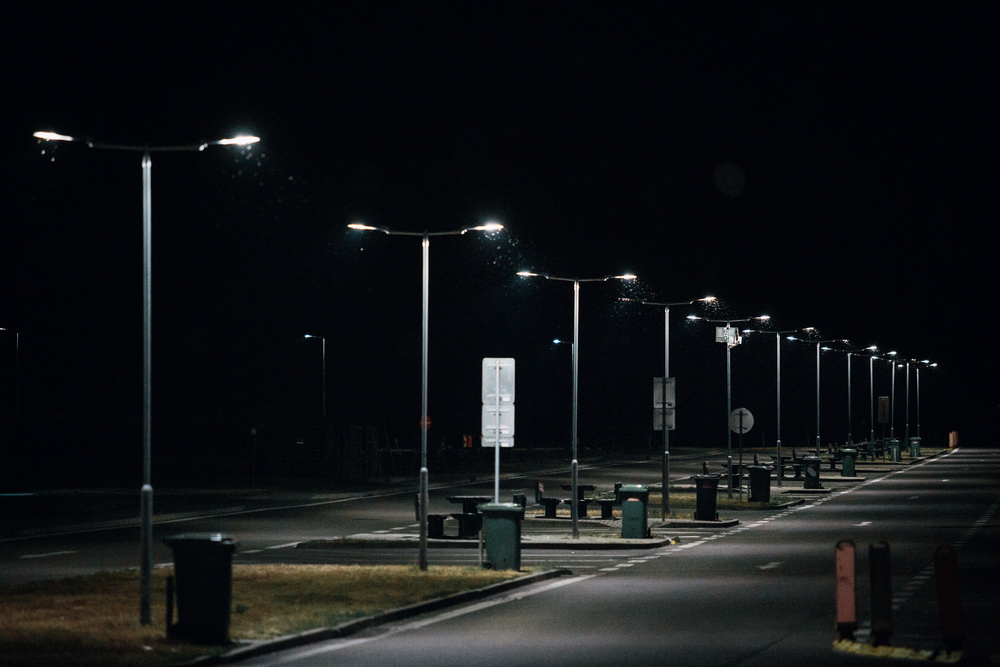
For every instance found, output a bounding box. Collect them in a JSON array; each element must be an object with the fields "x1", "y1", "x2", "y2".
[{"x1": 0, "y1": 564, "x2": 526, "y2": 667}]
